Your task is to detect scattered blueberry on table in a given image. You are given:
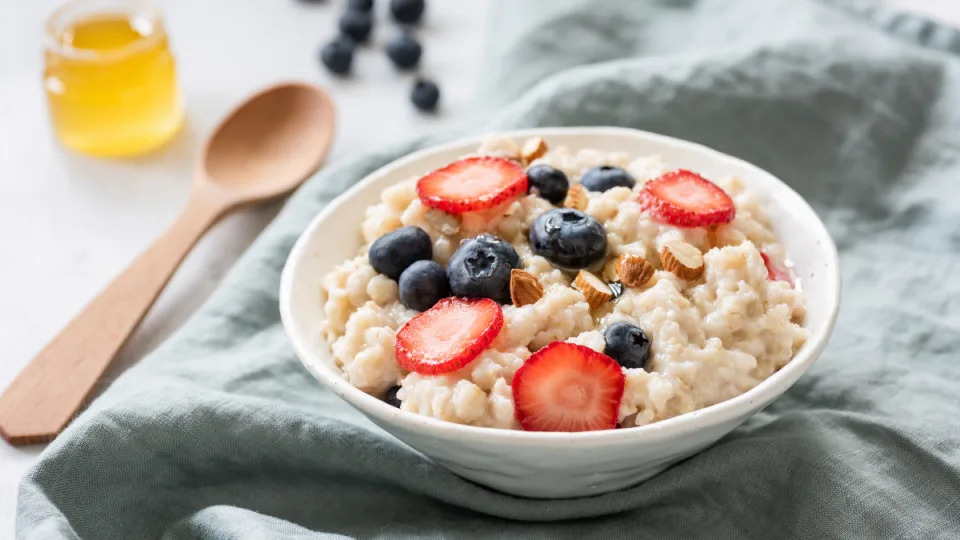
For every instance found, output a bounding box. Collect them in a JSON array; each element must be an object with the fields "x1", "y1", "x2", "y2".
[
  {"x1": 386, "y1": 33, "x2": 422, "y2": 69},
  {"x1": 312, "y1": 0, "x2": 438, "y2": 113},
  {"x1": 526, "y1": 164, "x2": 569, "y2": 205},
  {"x1": 603, "y1": 322, "x2": 651, "y2": 369},
  {"x1": 580, "y1": 166, "x2": 635, "y2": 192},
  {"x1": 447, "y1": 234, "x2": 521, "y2": 304},
  {"x1": 529, "y1": 208, "x2": 608, "y2": 269},
  {"x1": 390, "y1": 0, "x2": 425, "y2": 24},
  {"x1": 320, "y1": 37, "x2": 354, "y2": 75},
  {"x1": 368, "y1": 225, "x2": 432, "y2": 280},
  {"x1": 399, "y1": 260, "x2": 450, "y2": 311},
  {"x1": 348, "y1": 0, "x2": 374, "y2": 11},
  {"x1": 411, "y1": 79, "x2": 440, "y2": 111},
  {"x1": 339, "y1": 9, "x2": 373, "y2": 43}
]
